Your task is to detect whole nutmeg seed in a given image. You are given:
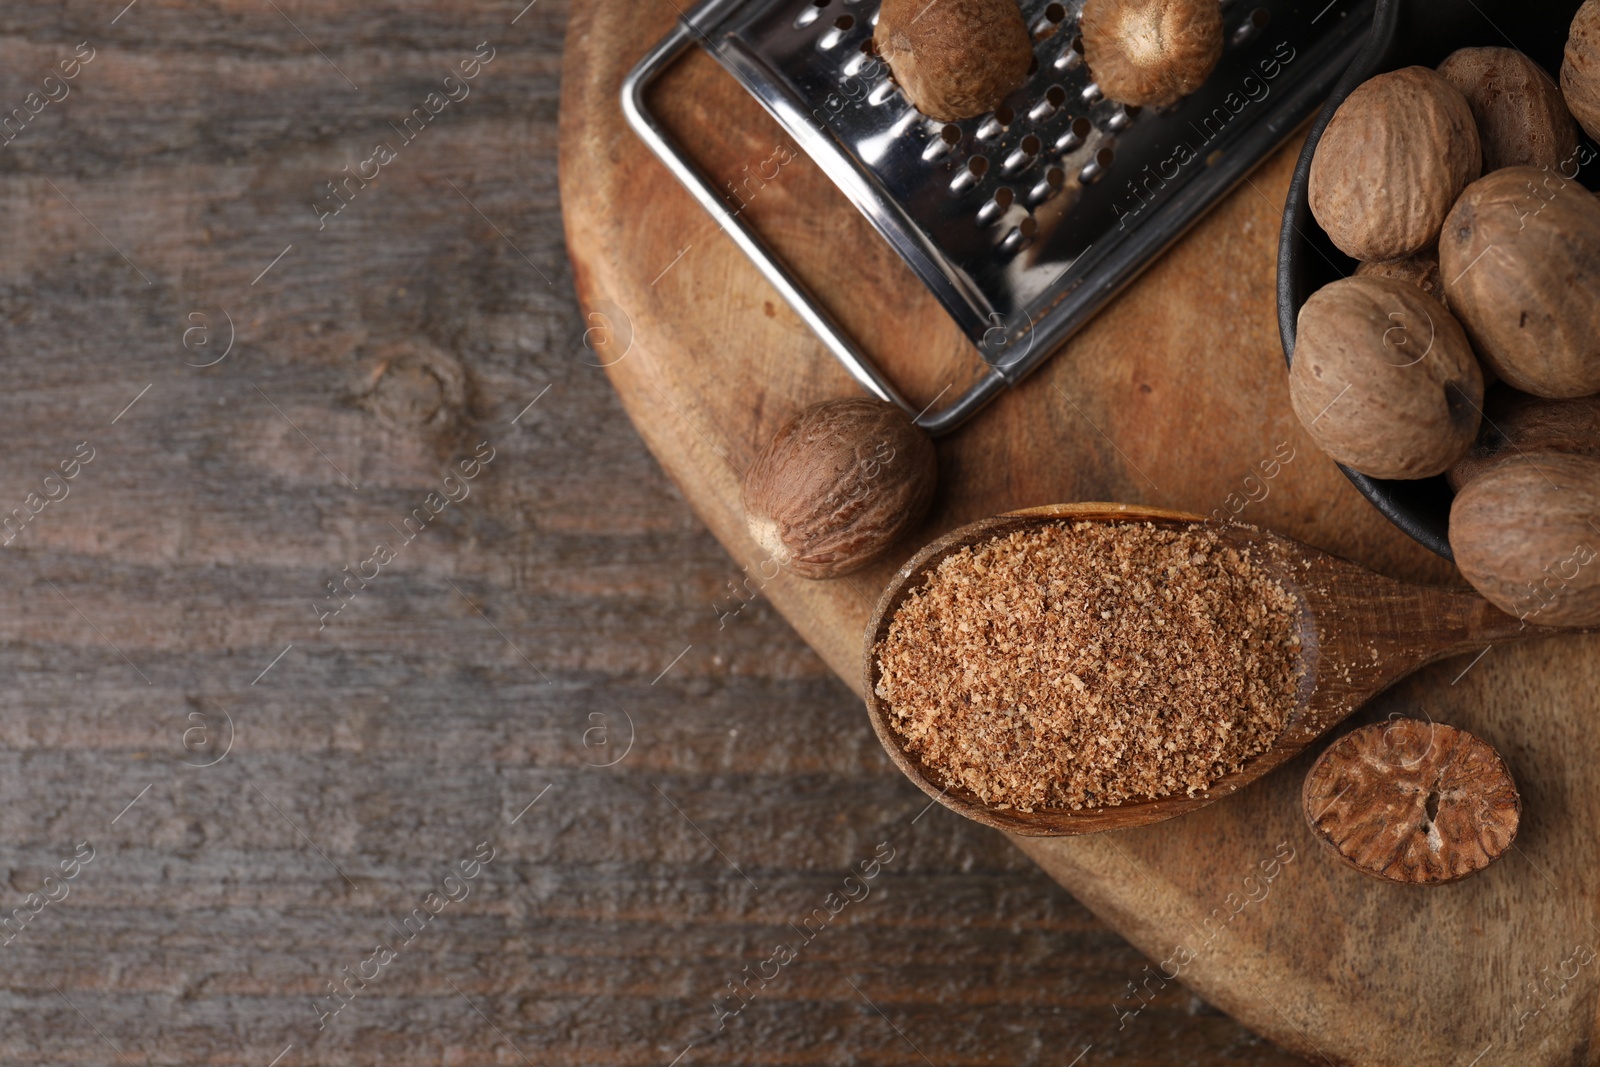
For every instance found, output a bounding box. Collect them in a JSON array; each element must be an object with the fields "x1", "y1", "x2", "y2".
[
  {"x1": 1562, "y1": 0, "x2": 1600, "y2": 141},
  {"x1": 1288, "y1": 275, "x2": 1483, "y2": 480},
  {"x1": 1450, "y1": 452, "x2": 1600, "y2": 626},
  {"x1": 1437, "y1": 47, "x2": 1579, "y2": 172},
  {"x1": 742, "y1": 398, "x2": 937, "y2": 580},
  {"x1": 1080, "y1": 0, "x2": 1223, "y2": 108},
  {"x1": 1447, "y1": 390, "x2": 1600, "y2": 490},
  {"x1": 1440, "y1": 166, "x2": 1600, "y2": 399},
  {"x1": 1303, "y1": 719, "x2": 1519, "y2": 886},
  {"x1": 1354, "y1": 249, "x2": 1446, "y2": 308},
  {"x1": 1309, "y1": 67, "x2": 1482, "y2": 261},
  {"x1": 874, "y1": 0, "x2": 1033, "y2": 123}
]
